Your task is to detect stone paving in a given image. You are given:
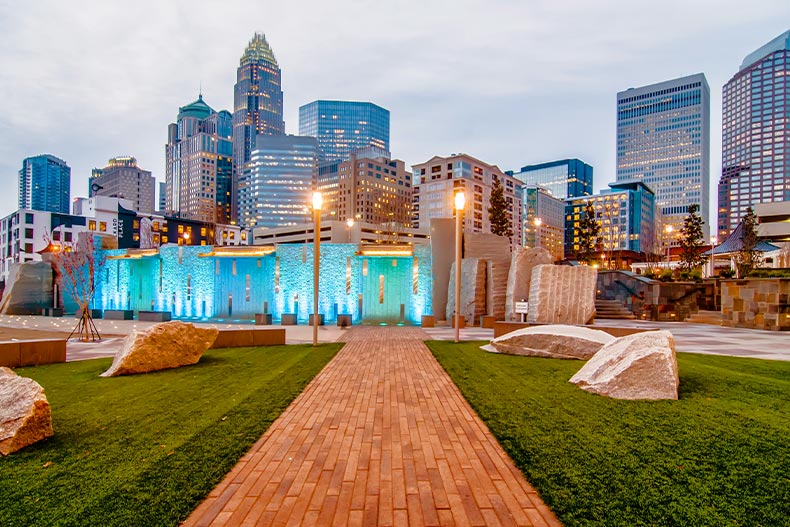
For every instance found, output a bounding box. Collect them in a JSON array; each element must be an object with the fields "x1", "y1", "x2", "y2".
[{"x1": 183, "y1": 326, "x2": 560, "y2": 527}]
